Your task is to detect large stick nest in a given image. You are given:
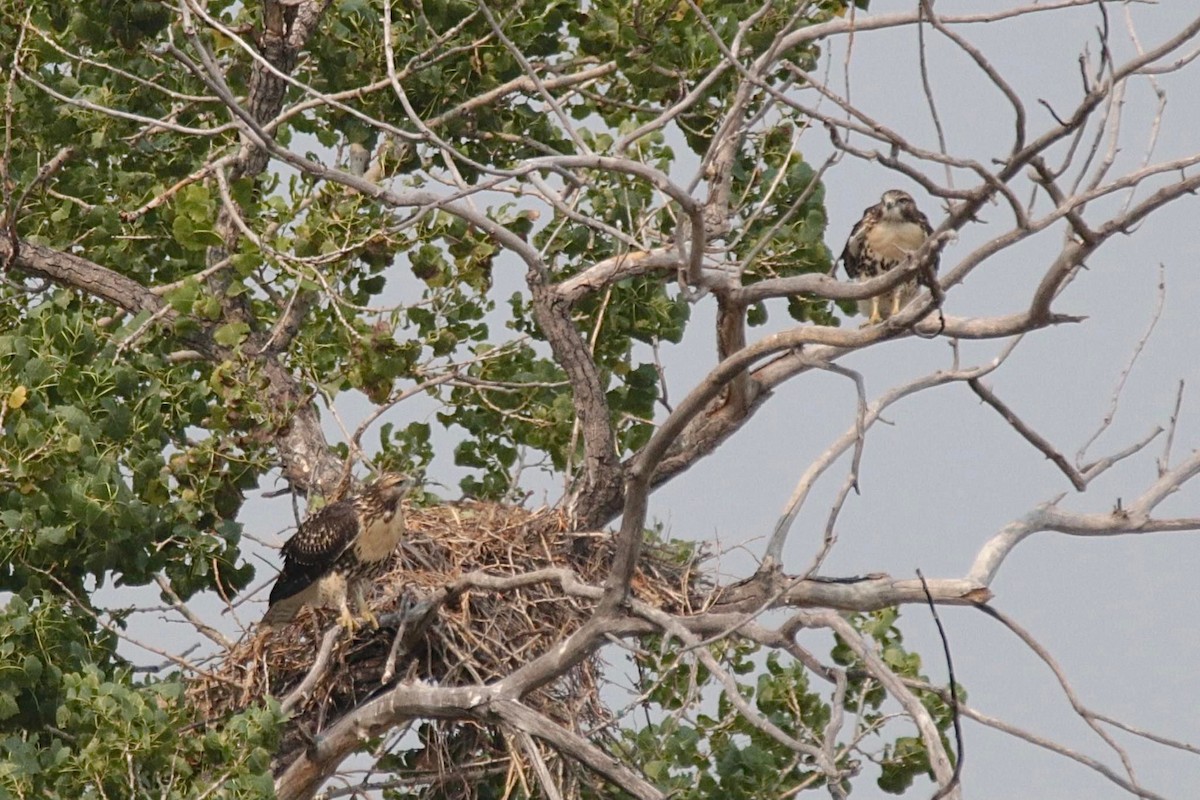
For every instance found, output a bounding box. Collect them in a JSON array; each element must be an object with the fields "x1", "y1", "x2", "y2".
[{"x1": 190, "y1": 500, "x2": 708, "y2": 771}]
